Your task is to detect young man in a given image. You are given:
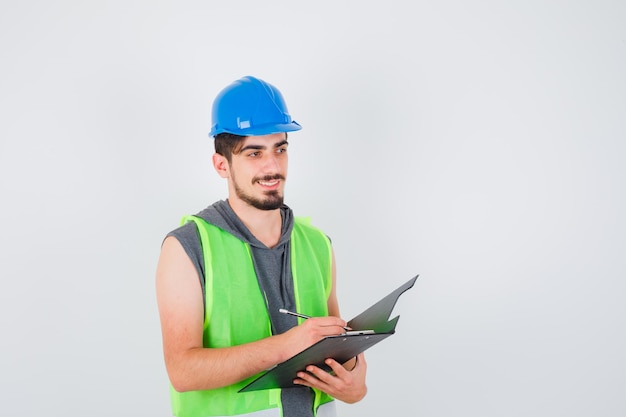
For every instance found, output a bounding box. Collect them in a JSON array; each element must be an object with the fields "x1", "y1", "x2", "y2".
[{"x1": 156, "y1": 76, "x2": 367, "y2": 417}]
